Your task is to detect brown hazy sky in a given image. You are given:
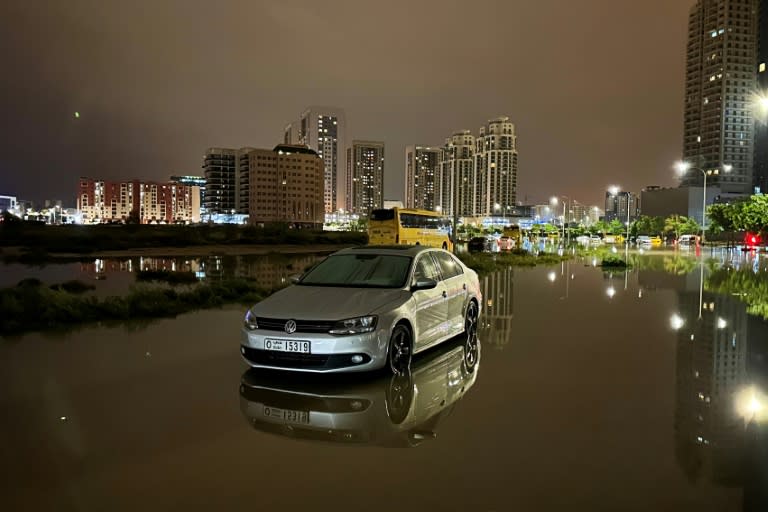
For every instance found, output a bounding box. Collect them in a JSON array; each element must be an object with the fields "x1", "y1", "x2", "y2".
[{"x1": 0, "y1": 0, "x2": 692, "y2": 206}]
